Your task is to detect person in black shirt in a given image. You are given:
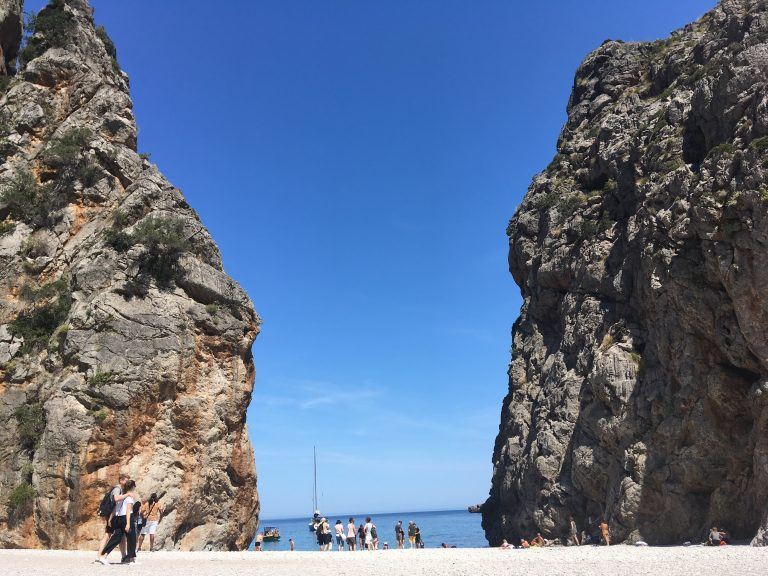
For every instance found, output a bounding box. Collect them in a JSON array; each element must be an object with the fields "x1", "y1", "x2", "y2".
[{"x1": 395, "y1": 520, "x2": 405, "y2": 549}]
